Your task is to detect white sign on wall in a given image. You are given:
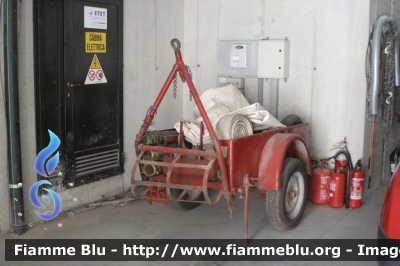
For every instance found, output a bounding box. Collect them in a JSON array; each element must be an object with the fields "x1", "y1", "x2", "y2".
[{"x1": 84, "y1": 6, "x2": 107, "y2": 30}]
